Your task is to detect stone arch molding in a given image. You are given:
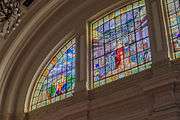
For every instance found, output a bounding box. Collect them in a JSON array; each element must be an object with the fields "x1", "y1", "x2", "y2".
[
  {"x1": 24, "y1": 33, "x2": 76, "y2": 113},
  {"x1": 0, "y1": 0, "x2": 133, "y2": 119},
  {"x1": 0, "y1": 0, "x2": 87, "y2": 118}
]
